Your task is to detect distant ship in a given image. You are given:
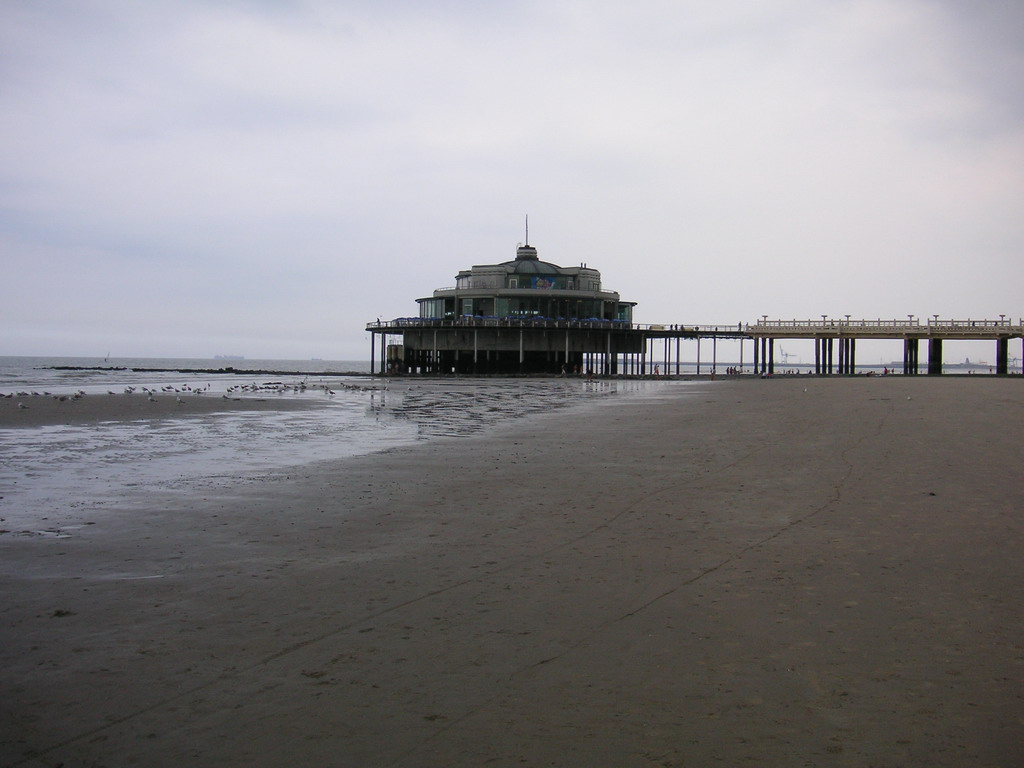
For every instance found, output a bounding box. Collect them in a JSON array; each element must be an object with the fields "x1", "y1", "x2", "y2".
[
  {"x1": 214, "y1": 354, "x2": 245, "y2": 360},
  {"x1": 945, "y1": 358, "x2": 989, "y2": 370}
]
